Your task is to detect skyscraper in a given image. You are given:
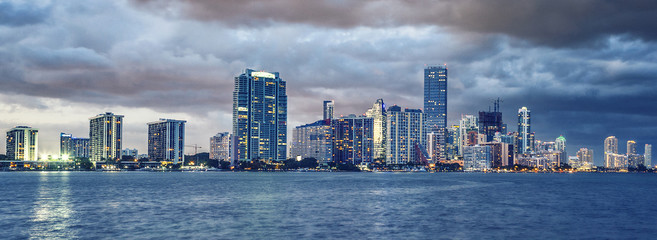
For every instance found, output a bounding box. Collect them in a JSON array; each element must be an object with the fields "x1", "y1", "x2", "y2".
[
  {"x1": 555, "y1": 135, "x2": 567, "y2": 166},
  {"x1": 90, "y1": 112, "x2": 123, "y2": 162},
  {"x1": 323, "y1": 100, "x2": 334, "y2": 120},
  {"x1": 646, "y1": 144, "x2": 652, "y2": 168},
  {"x1": 60, "y1": 133, "x2": 90, "y2": 159},
  {"x1": 479, "y1": 99, "x2": 505, "y2": 142},
  {"x1": 6, "y1": 126, "x2": 38, "y2": 161},
  {"x1": 332, "y1": 115, "x2": 373, "y2": 164},
  {"x1": 424, "y1": 65, "x2": 447, "y2": 160},
  {"x1": 210, "y1": 132, "x2": 232, "y2": 162},
  {"x1": 604, "y1": 136, "x2": 619, "y2": 168},
  {"x1": 459, "y1": 115, "x2": 479, "y2": 155},
  {"x1": 627, "y1": 140, "x2": 637, "y2": 155},
  {"x1": 148, "y1": 119, "x2": 186, "y2": 164},
  {"x1": 386, "y1": 106, "x2": 426, "y2": 165},
  {"x1": 517, "y1": 107, "x2": 532, "y2": 154},
  {"x1": 233, "y1": 69, "x2": 287, "y2": 162},
  {"x1": 576, "y1": 148, "x2": 594, "y2": 169},
  {"x1": 366, "y1": 99, "x2": 386, "y2": 160}
]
